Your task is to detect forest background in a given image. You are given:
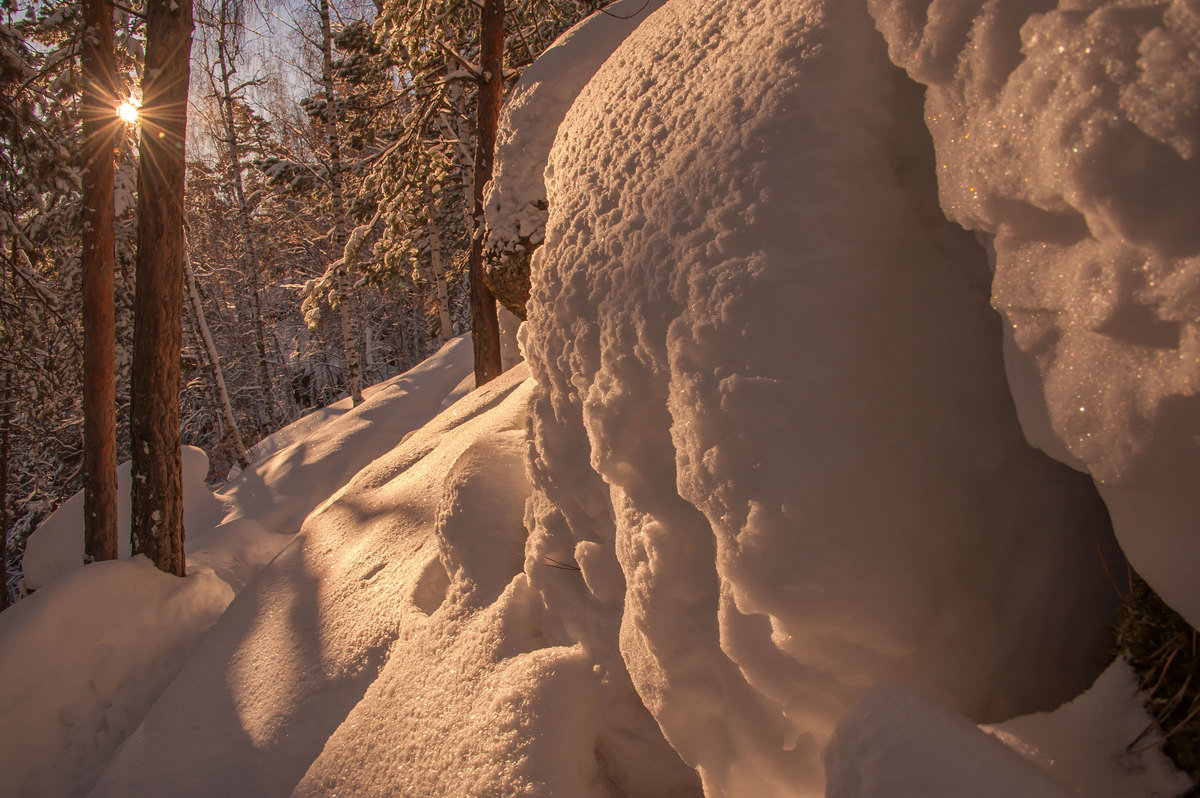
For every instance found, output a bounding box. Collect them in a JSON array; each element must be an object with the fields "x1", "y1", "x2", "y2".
[{"x1": 0, "y1": 0, "x2": 607, "y2": 605}]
